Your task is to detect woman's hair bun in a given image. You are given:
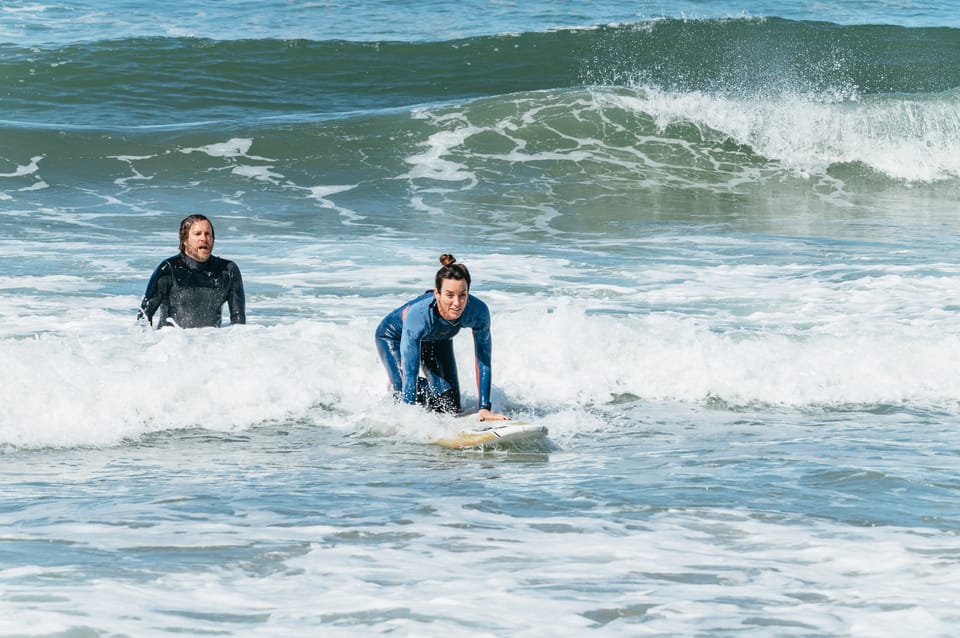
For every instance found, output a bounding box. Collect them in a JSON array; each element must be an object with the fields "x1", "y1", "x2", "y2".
[{"x1": 434, "y1": 253, "x2": 470, "y2": 289}]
